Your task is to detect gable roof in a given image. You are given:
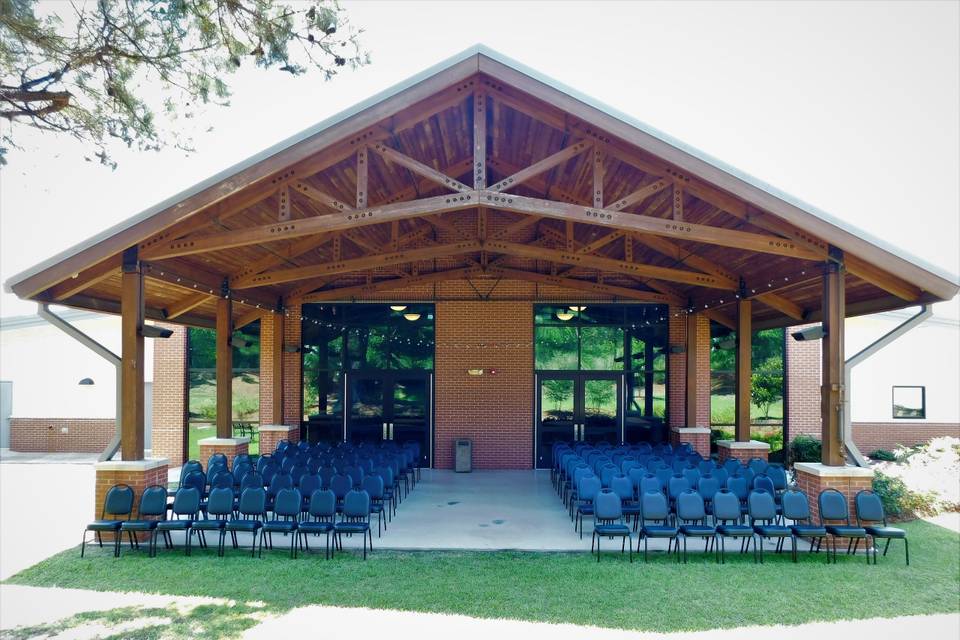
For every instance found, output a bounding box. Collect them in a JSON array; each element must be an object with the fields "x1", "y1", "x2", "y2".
[{"x1": 5, "y1": 44, "x2": 957, "y2": 318}]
